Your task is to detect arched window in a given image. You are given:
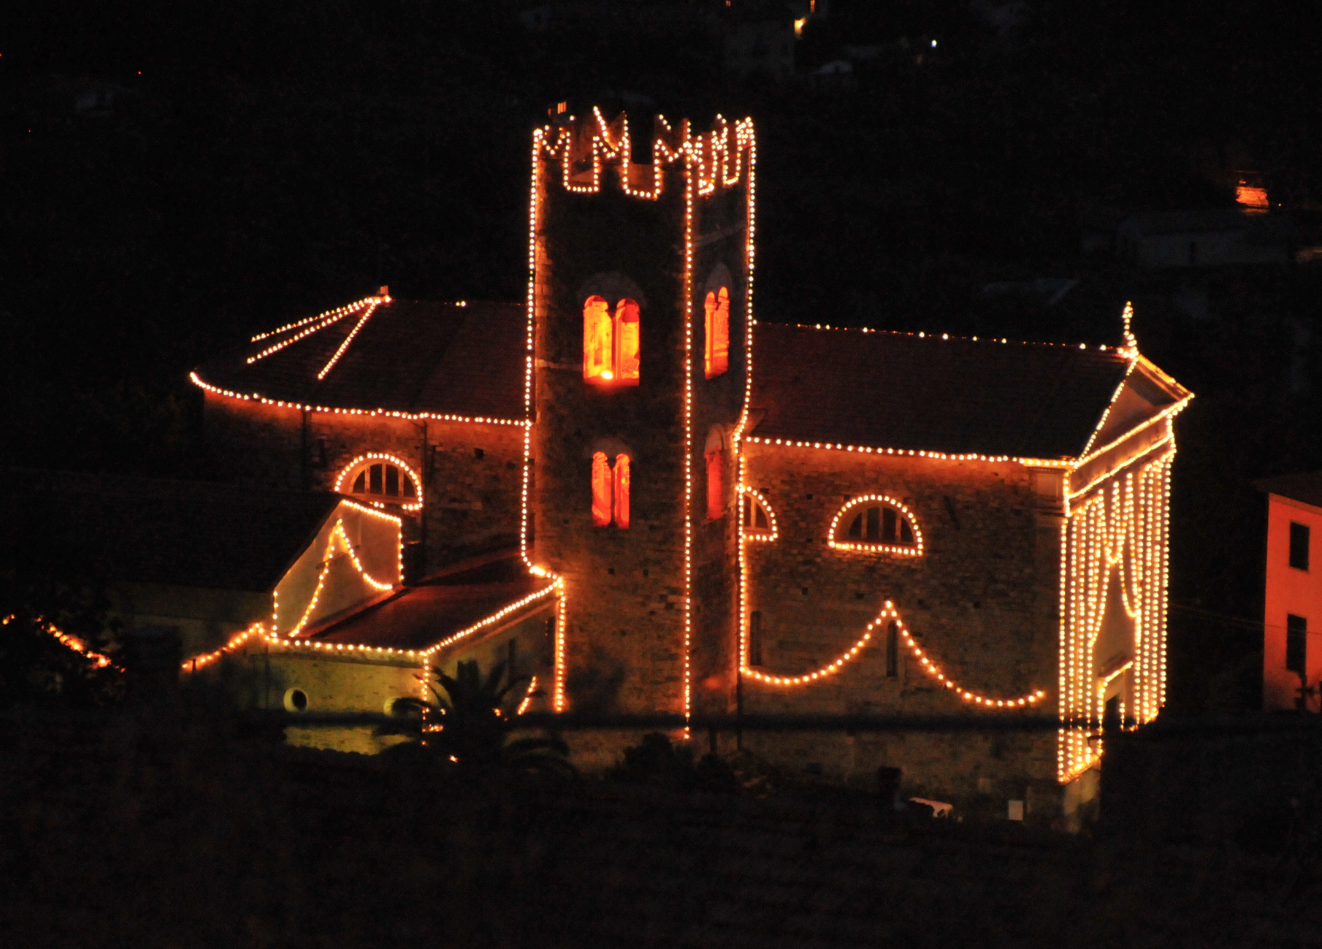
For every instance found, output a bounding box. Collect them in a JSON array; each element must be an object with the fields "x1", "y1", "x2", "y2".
[
  {"x1": 591, "y1": 451, "x2": 631, "y2": 528},
  {"x1": 705, "y1": 427, "x2": 725, "y2": 521},
  {"x1": 829, "y1": 496, "x2": 923, "y2": 555},
  {"x1": 614, "y1": 300, "x2": 640, "y2": 384},
  {"x1": 704, "y1": 286, "x2": 729, "y2": 379},
  {"x1": 335, "y1": 454, "x2": 421, "y2": 511},
  {"x1": 613, "y1": 454, "x2": 631, "y2": 529},
  {"x1": 591, "y1": 452, "x2": 613, "y2": 526},
  {"x1": 583, "y1": 296, "x2": 641, "y2": 386},
  {"x1": 584, "y1": 295, "x2": 613, "y2": 383},
  {"x1": 741, "y1": 492, "x2": 777, "y2": 540}
]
